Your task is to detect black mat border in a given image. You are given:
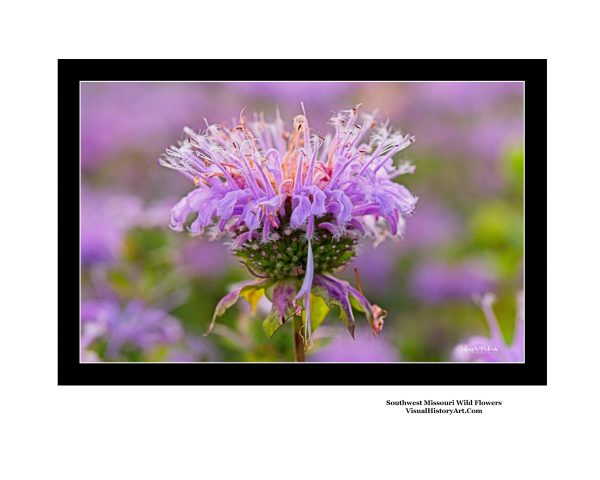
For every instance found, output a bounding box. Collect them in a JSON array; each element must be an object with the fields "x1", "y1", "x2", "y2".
[{"x1": 58, "y1": 59, "x2": 546, "y2": 385}]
